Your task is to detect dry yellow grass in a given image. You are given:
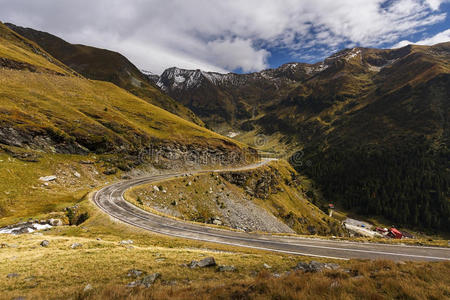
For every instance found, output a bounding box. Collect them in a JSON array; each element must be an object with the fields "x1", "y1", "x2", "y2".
[
  {"x1": 0, "y1": 151, "x2": 111, "y2": 226},
  {"x1": 90, "y1": 260, "x2": 450, "y2": 300},
  {"x1": 0, "y1": 22, "x2": 72, "y2": 75},
  {"x1": 0, "y1": 201, "x2": 317, "y2": 300},
  {"x1": 2, "y1": 223, "x2": 449, "y2": 300},
  {"x1": 0, "y1": 69, "x2": 243, "y2": 147}
]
